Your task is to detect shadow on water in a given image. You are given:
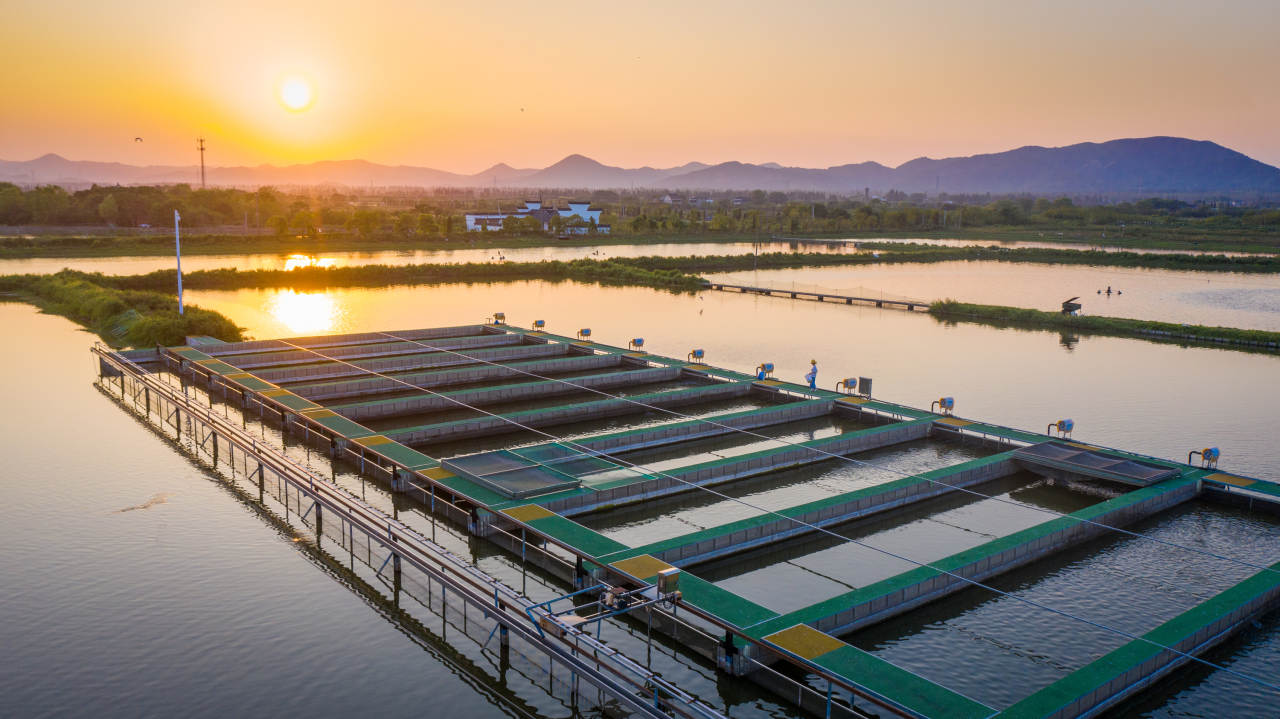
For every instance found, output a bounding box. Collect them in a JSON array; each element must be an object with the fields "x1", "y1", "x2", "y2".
[{"x1": 94, "y1": 382, "x2": 571, "y2": 719}]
